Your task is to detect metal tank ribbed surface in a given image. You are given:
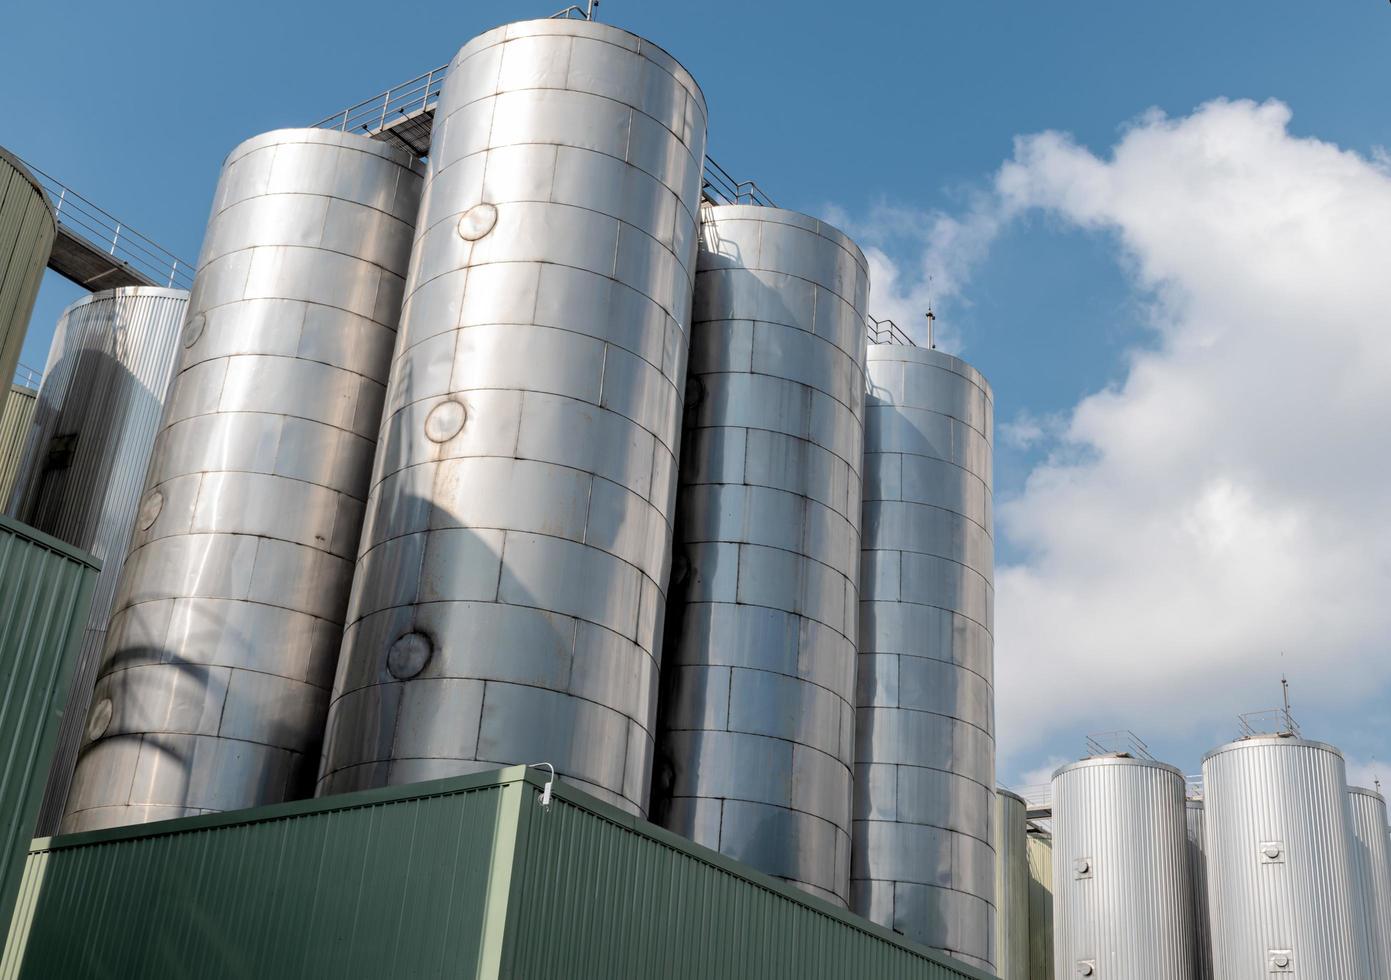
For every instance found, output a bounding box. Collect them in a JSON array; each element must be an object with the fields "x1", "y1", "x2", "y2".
[
  {"x1": 1051, "y1": 755, "x2": 1195, "y2": 979},
  {"x1": 316, "y1": 19, "x2": 707, "y2": 816},
  {"x1": 0, "y1": 382, "x2": 38, "y2": 503},
  {"x1": 995, "y1": 790, "x2": 1029, "y2": 979},
  {"x1": 5, "y1": 287, "x2": 188, "y2": 834},
  {"x1": 1349, "y1": 787, "x2": 1391, "y2": 977},
  {"x1": 1202, "y1": 735, "x2": 1368, "y2": 980},
  {"x1": 60, "y1": 129, "x2": 422, "y2": 833},
  {"x1": 851, "y1": 343, "x2": 995, "y2": 968},
  {"x1": 1028, "y1": 831, "x2": 1055, "y2": 980},
  {"x1": 650, "y1": 205, "x2": 868, "y2": 906},
  {"x1": 1185, "y1": 799, "x2": 1214, "y2": 980},
  {"x1": 0, "y1": 148, "x2": 57, "y2": 394}
]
